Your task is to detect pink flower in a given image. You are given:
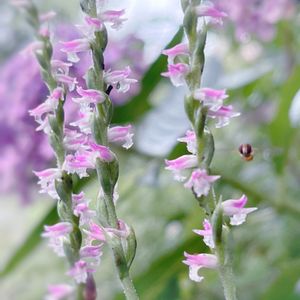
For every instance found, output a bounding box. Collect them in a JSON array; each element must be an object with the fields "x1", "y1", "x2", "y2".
[
  {"x1": 108, "y1": 125, "x2": 134, "y2": 149},
  {"x1": 63, "y1": 145, "x2": 114, "y2": 177},
  {"x1": 222, "y1": 194, "x2": 257, "y2": 225},
  {"x1": 29, "y1": 87, "x2": 64, "y2": 122},
  {"x1": 33, "y1": 168, "x2": 61, "y2": 199},
  {"x1": 161, "y1": 63, "x2": 190, "y2": 87},
  {"x1": 194, "y1": 88, "x2": 228, "y2": 111},
  {"x1": 162, "y1": 43, "x2": 189, "y2": 64},
  {"x1": 101, "y1": 9, "x2": 127, "y2": 30},
  {"x1": 42, "y1": 222, "x2": 73, "y2": 256},
  {"x1": 84, "y1": 222, "x2": 106, "y2": 242},
  {"x1": 165, "y1": 155, "x2": 198, "y2": 181},
  {"x1": 60, "y1": 38, "x2": 90, "y2": 63},
  {"x1": 67, "y1": 260, "x2": 89, "y2": 283},
  {"x1": 183, "y1": 252, "x2": 218, "y2": 282},
  {"x1": 51, "y1": 60, "x2": 72, "y2": 75},
  {"x1": 72, "y1": 86, "x2": 106, "y2": 106},
  {"x1": 45, "y1": 284, "x2": 74, "y2": 300},
  {"x1": 84, "y1": 16, "x2": 102, "y2": 30},
  {"x1": 84, "y1": 220, "x2": 130, "y2": 243},
  {"x1": 64, "y1": 129, "x2": 89, "y2": 151},
  {"x1": 193, "y1": 219, "x2": 215, "y2": 248},
  {"x1": 63, "y1": 153, "x2": 95, "y2": 178},
  {"x1": 89, "y1": 143, "x2": 115, "y2": 162},
  {"x1": 104, "y1": 66, "x2": 137, "y2": 93},
  {"x1": 195, "y1": 2, "x2": 228, "y2": 25},
  {"x1": 184, "y1": 169, "x2": 220, "y2": 197},
  {"x1": 207, "y1": 105, "x2": 240, "y2": 128},
  {"x1": 55, "y1": 74, "x2": 78, "y2": 92},
  {"x1": 74, "y1": 203, "x2": 96, "y2": 225},
  {"x1": 80, "y1": 245, "x2": 103, "y2": 259},
  {"x1": 177, "y1": 130, "x2": 197, "y2": 154},
  {"x1": 70, "y1": 107, "x2": 93, "y2": 134}
]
